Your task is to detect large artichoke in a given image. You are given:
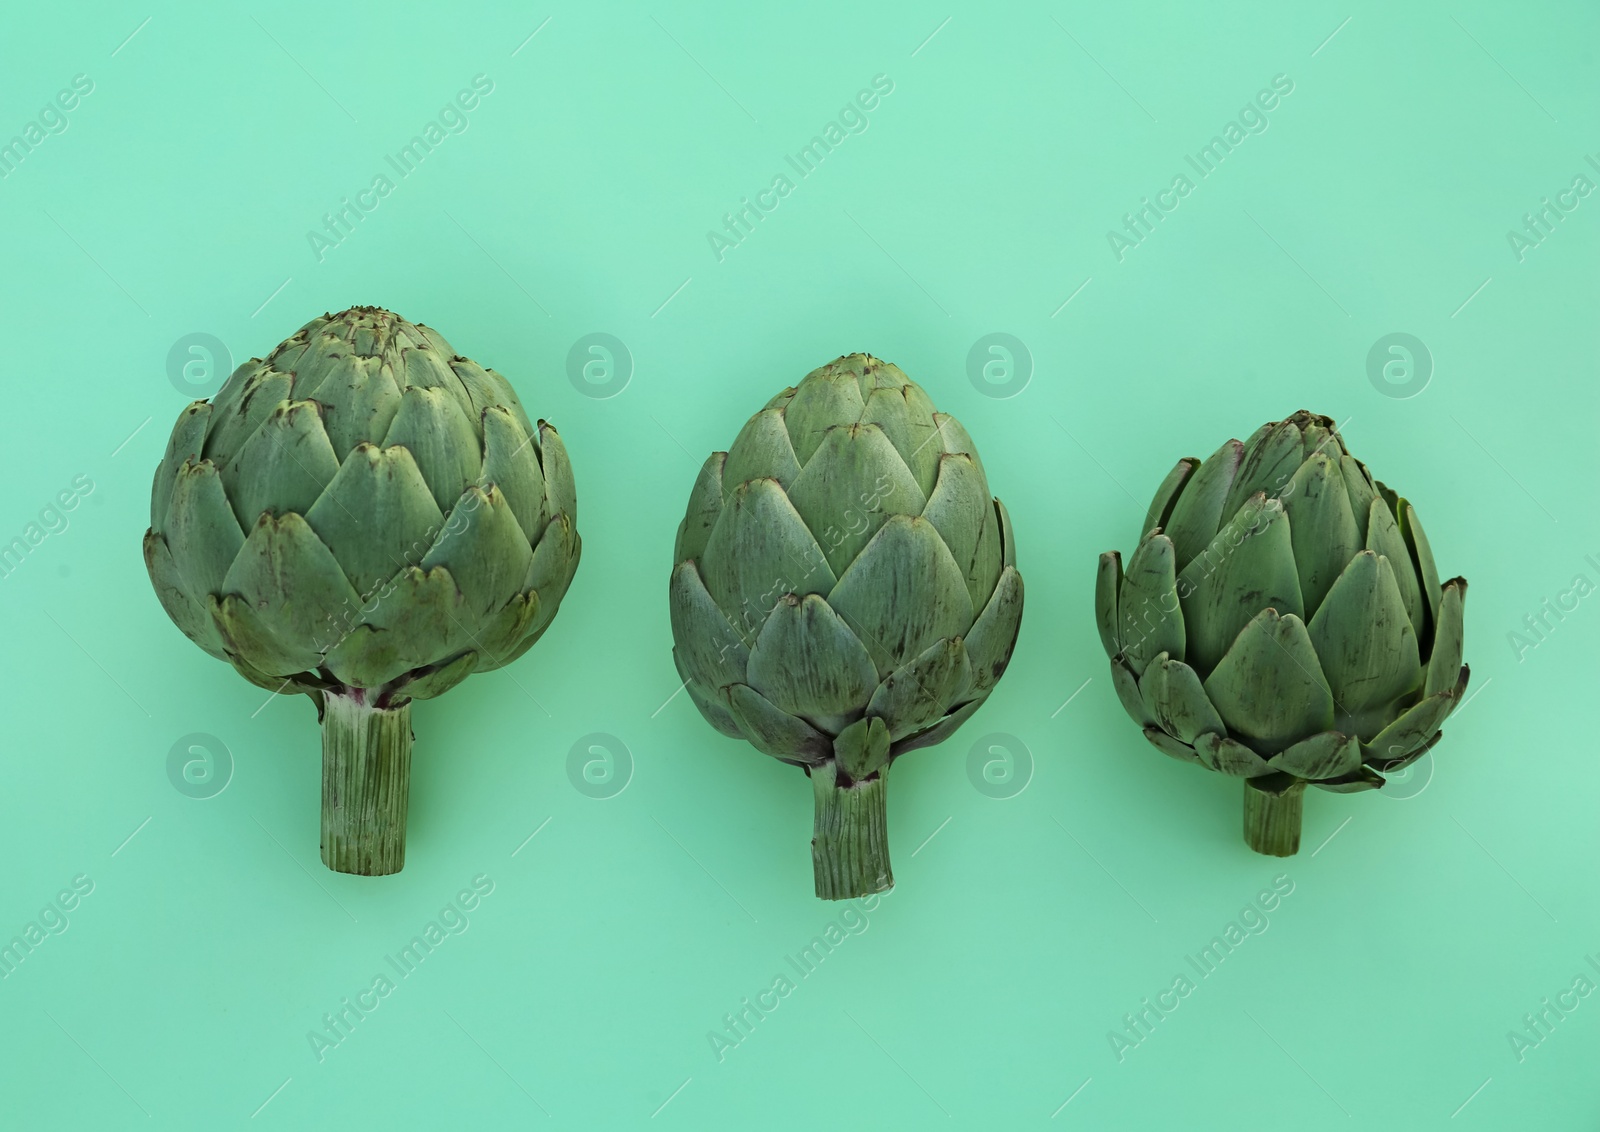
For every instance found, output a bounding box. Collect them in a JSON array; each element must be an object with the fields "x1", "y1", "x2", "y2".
[
  {"x1": 144, "y1": 307, "x2": 580, "y2": 875},
  {"x1": 670, "y1": 354, "x2": 1023, "y2": 899},
  {"x1": 1095, "y1": 411, "x2": 1468, "y2": 856}
]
